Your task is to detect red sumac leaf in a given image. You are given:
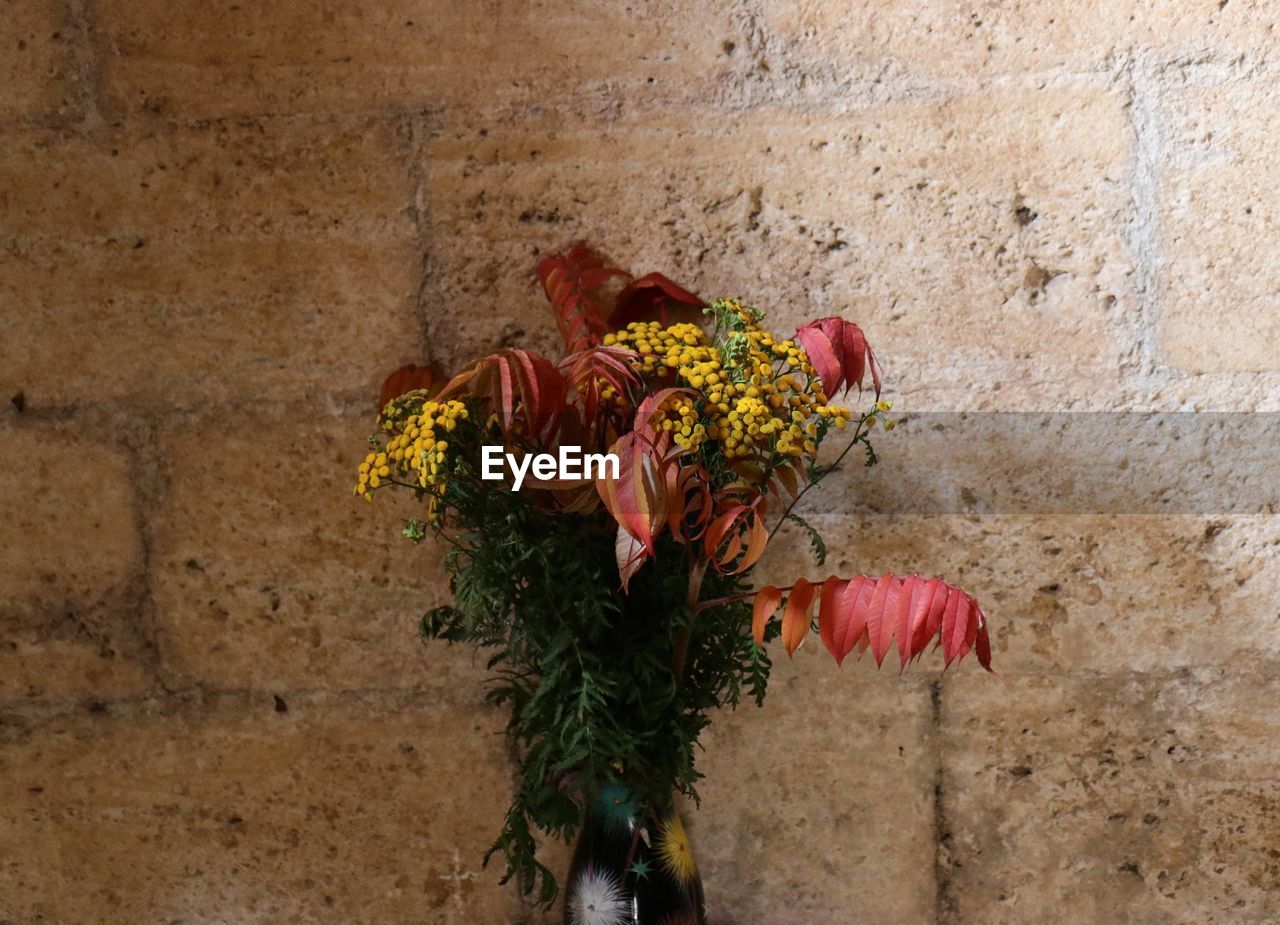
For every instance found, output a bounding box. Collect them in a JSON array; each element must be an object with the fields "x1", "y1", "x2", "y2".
[
  {"x1": 794, "y1": 316, "x2": 882, "y2": 398},
  {"x1": 437, "y1": 348, "x2": 567, "y2": 442},
  {"x1": 379, "y1": 363, "x2": 443, "y2": 409},
  {"x1": 939, "y1": 589, "x2": 967, "y2": 667},
  {"x1": 865, "y1": 573, "x2": 900, "y2": 667},
  {"x1": 816, "y1": 576, "x2": 845, "y2": 661},
  {"x1": 537, "y1": 243, "x2": 632, "y2": 353},
  {"x1": 975, "y1": 607, "x2": 995, "y2": 673},
  {"x1": 904, "y1": 577, "x2": 945, "y2": 666},
  {"x1": 891, "y1": 574, "x2": 920, "y2": 669},
  {"x1": 609, "y1": 272, "x2": 704, "y2": 329},
  {"x1": 596, "y1": 431, "x2": 674, "y2": 567},
  {"x1": 788, "y1": 573, "x2": 992, "y2": 672}
]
